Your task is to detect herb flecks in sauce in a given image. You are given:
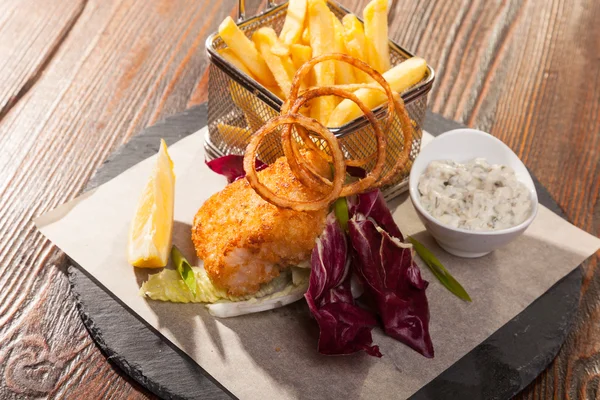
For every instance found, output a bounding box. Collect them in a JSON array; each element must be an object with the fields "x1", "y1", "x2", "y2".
[{"x1": 418, "y1": 158, "x2": 532, "y2": 231}]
